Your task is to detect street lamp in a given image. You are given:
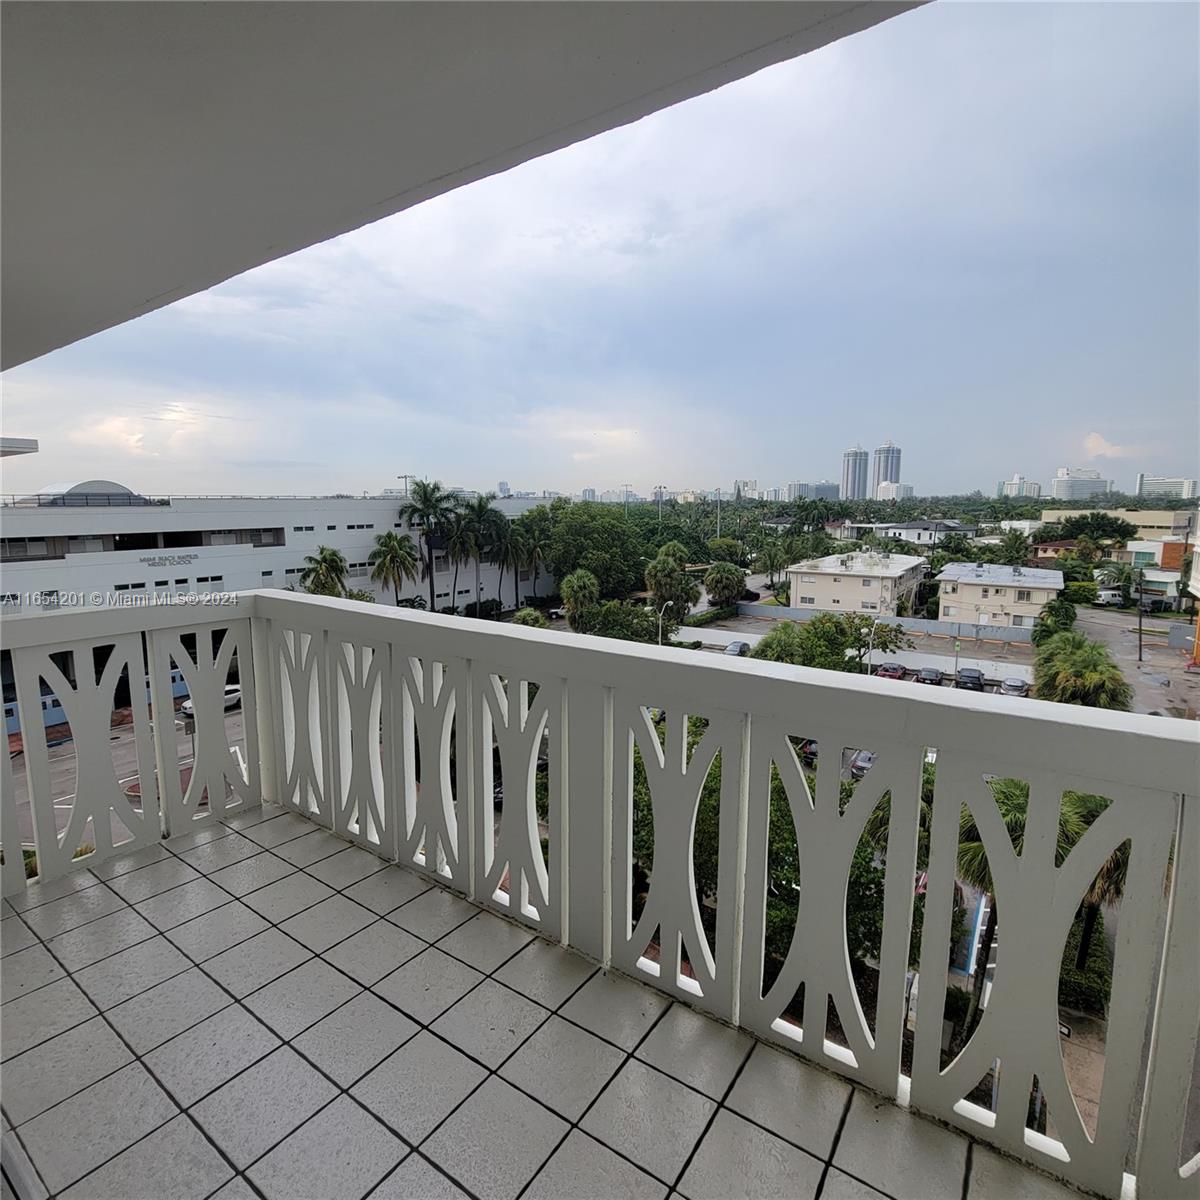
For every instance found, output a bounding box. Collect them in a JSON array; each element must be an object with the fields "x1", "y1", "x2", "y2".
[
  {"x1": 657, "y1": 600, "x2": 673, "y2": 646},
  {"x1": 622, "y1": 483, "x2": 632, "y2": 518},
  {"x1": 1137, "y1": 567, "x2": 1145, "y2": 663},
  {"x1": 656, "y1": 485, "x2": 667, "y2": 525},
  {"x1": 865, "y1": 616, "x2": 881, "y2": 674}
]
